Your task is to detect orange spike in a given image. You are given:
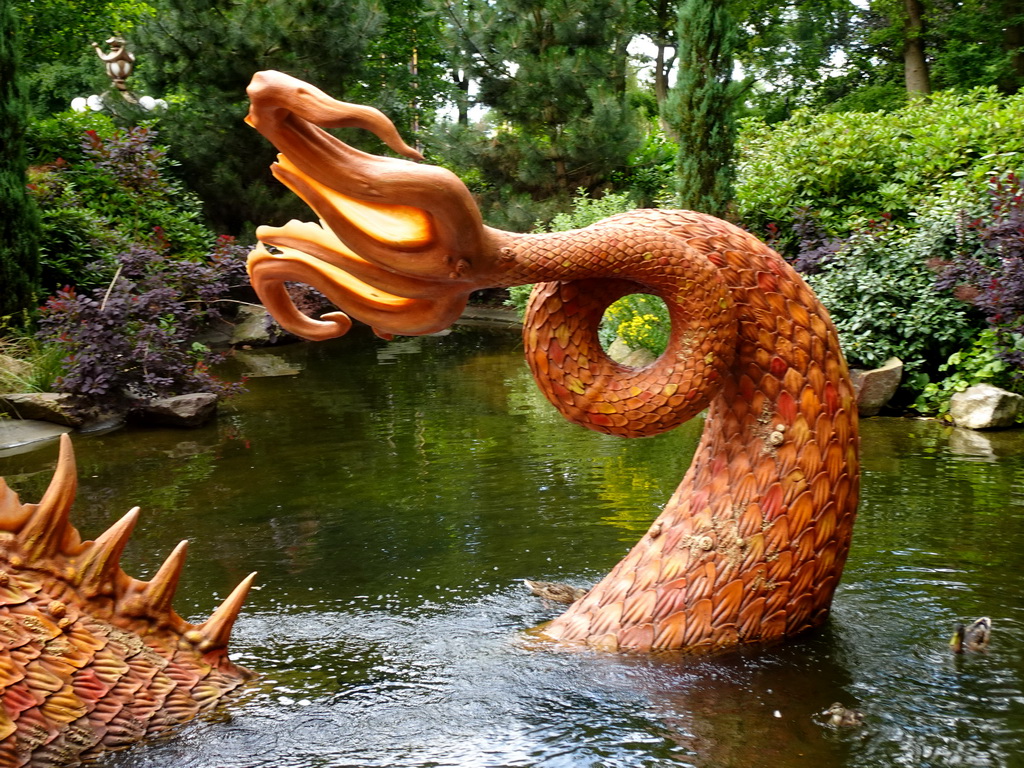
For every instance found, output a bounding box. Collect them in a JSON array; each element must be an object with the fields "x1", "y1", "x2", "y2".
[
  {"x1": 140, "y1": 540, "x2": 189, "y2": 620},
  {"x1": 18, "y1": 433, "x2": 79, "y2": 559},
  {"x1": 75, "y1": 508, "x2": 139, "y2": 595},
  {"x1": 198, "y1": 572, "x2": 257, "y2": 652},
  {"x1": 0, "y1": 479, "x2": 25, "y2": 528}
]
